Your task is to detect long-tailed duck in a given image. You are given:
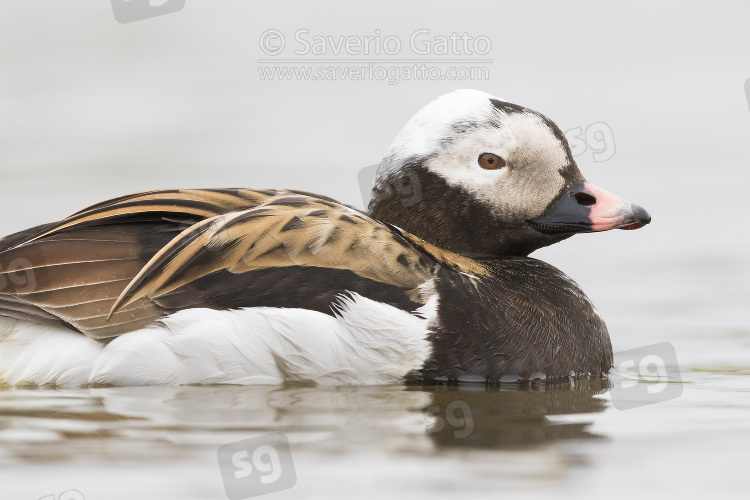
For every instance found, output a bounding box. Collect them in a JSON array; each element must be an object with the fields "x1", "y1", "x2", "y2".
[{"x1": 0, "y1": 89, "x2": 650, "y2": 386}]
